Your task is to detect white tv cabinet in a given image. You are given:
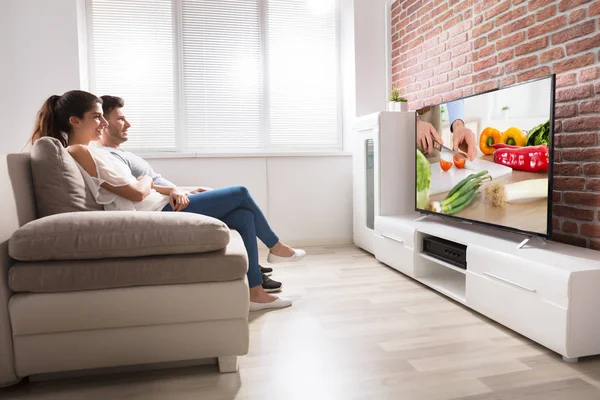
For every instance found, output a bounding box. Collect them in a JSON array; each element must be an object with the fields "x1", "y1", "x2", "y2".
[{"x1": 352, "y1": 111, "x2": 600, "y2": 362}]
